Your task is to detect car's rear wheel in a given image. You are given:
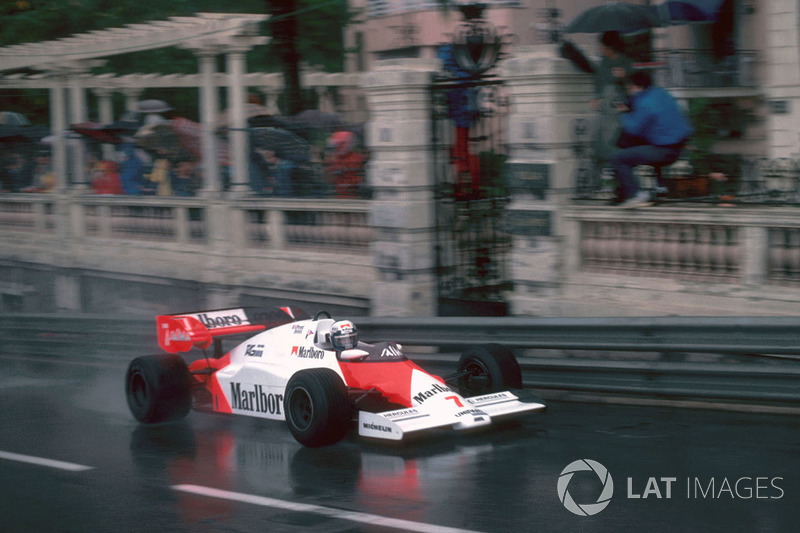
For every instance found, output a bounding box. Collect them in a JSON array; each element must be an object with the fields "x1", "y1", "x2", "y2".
[
  {"x1": 125, "y1": 354, "x2": 192, "y2": 423},
  {"x1": 284, "y1": 369, "x2": 351, "y2": 447},
  {"x1": 457, "y1": 344, "x2": 522, "y2": 397}
]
